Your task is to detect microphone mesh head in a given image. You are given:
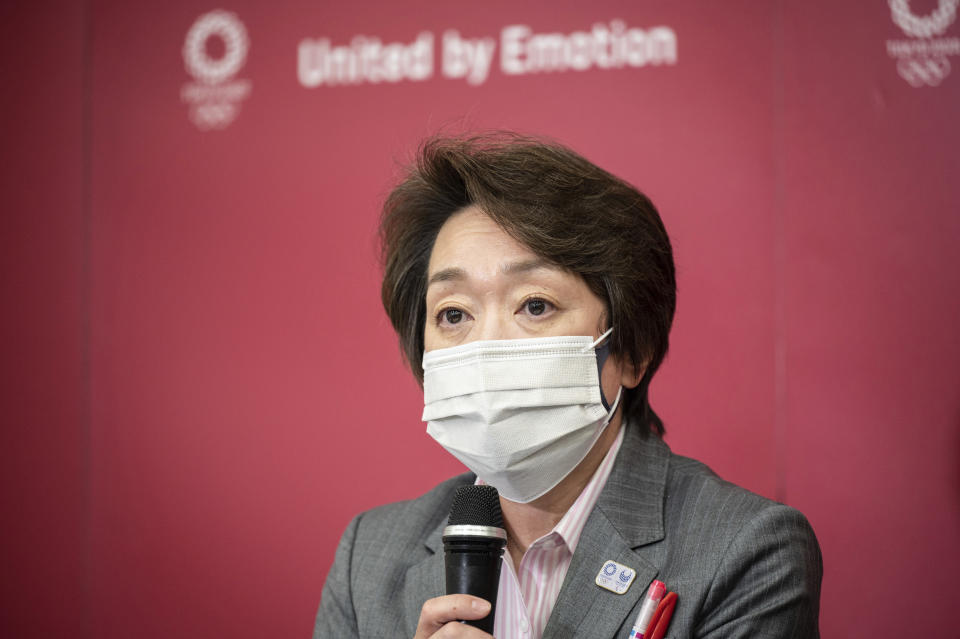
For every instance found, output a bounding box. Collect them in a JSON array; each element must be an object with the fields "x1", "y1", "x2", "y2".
[{"x1": 448, "y1": 485, "x2": 504, "y2": 528}]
